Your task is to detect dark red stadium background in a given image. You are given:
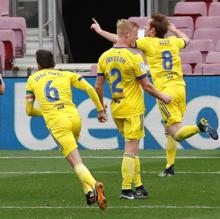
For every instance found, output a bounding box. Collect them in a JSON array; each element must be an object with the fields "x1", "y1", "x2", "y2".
[{"x1": 62, "y1": 0, "x2": 140, "y2": 63}]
